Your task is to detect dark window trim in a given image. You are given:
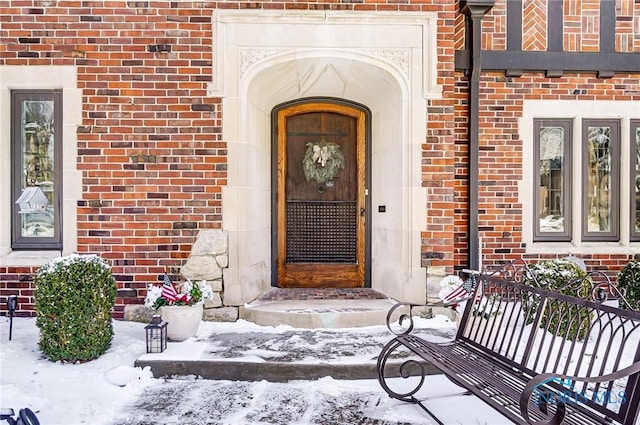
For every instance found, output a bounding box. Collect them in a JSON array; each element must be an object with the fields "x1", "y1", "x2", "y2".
[
  {"x1": 502, "y1": 1, "x2": 574, "y2": 54},
  {"x1": 455, "y1": 50, "x2": 640, "y2": 75},
  {"x1": 631, "y1": 120, "x2": 640, "y2": 241},
  {"x1": 581, "y1": 119, "x2": 620, "y2": 242},
  {"x1": 547, "y1": 0, "x2": 563, "y2": 52},
  {"x1": 534, "y1": 119, "x2": 572, "y2": 242},
  {"x1": 506, "y1": 0, "x2": 522, "y2": 51},
  {"x1": 11, "y1": 90, "x2": 63, "y2": 250},
  {"x1": 600, "y1": 0, "x2": 616, "y2": 54}
]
